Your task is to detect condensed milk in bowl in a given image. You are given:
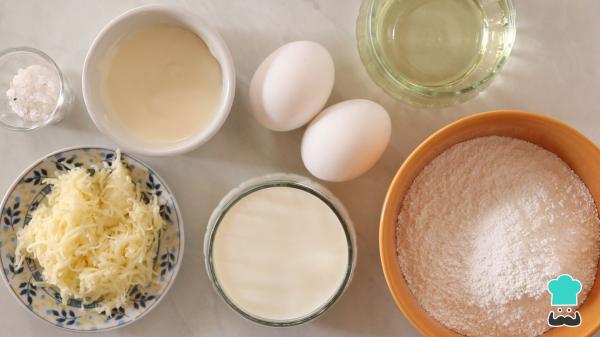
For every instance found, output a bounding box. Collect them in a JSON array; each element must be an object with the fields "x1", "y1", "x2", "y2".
[{"x1": 83, "y1": 4, "x2": 235, "y2": 156}]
